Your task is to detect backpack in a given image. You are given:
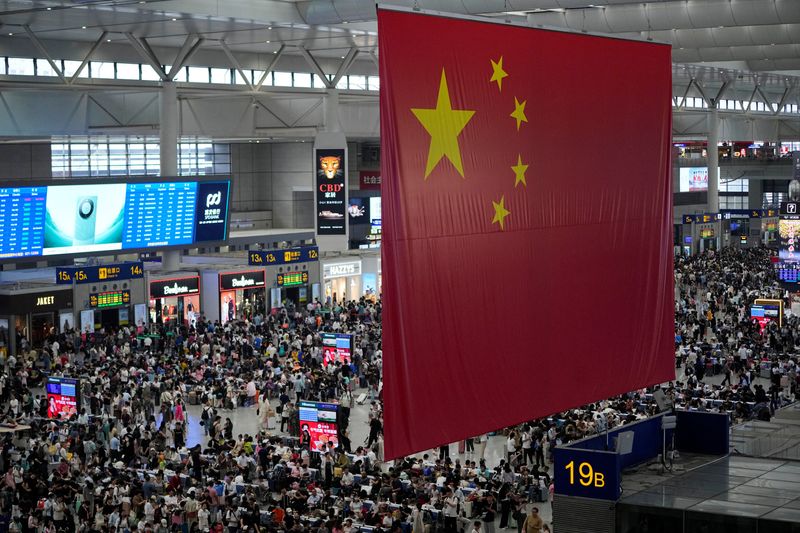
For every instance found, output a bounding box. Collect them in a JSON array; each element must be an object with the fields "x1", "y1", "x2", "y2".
[{"x1": 201, "y1": 408, "x2": 210, "y2": 421}]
